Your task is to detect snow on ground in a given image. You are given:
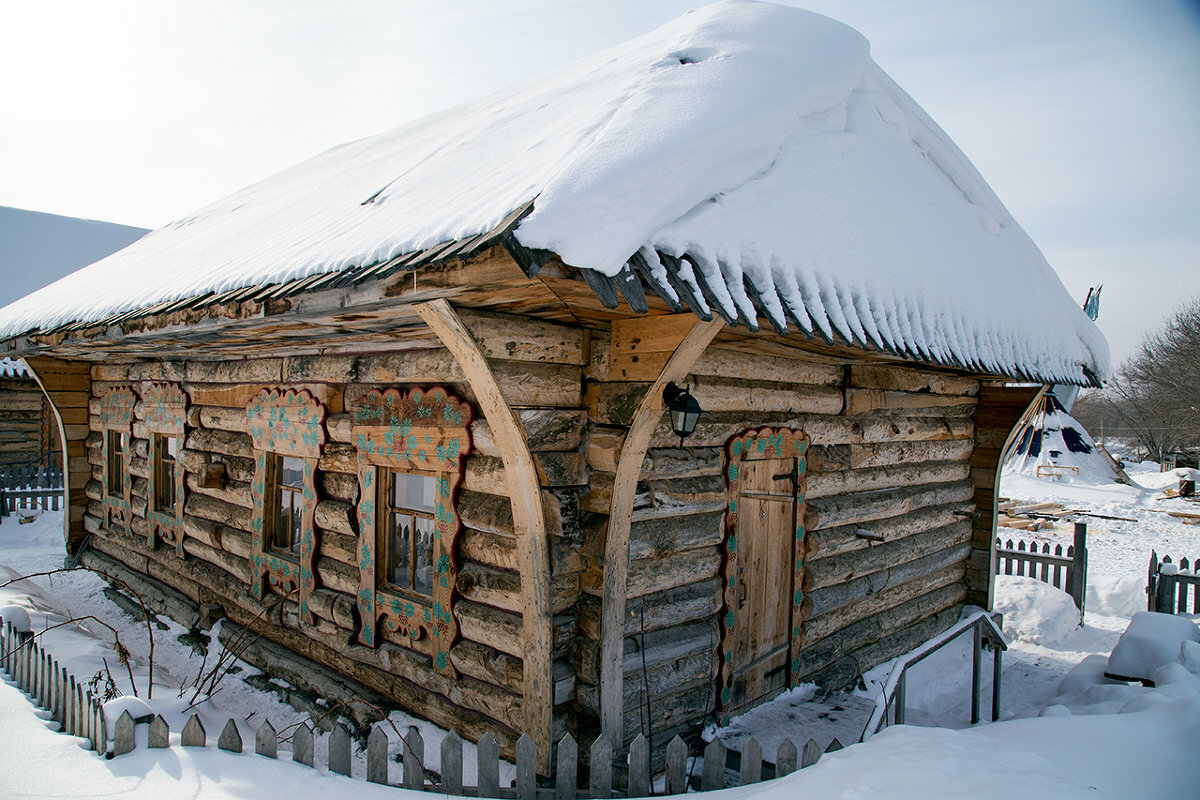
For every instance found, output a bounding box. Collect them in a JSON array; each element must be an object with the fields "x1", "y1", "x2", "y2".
[{"x1": 2, "y1": 456, "x2": 1200, "y2": 798}]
